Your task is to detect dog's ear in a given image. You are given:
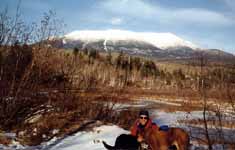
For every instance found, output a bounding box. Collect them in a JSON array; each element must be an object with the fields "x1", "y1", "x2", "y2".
[{"x1": 102, "y1": 141, "x2": 115, "y2": 150}]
